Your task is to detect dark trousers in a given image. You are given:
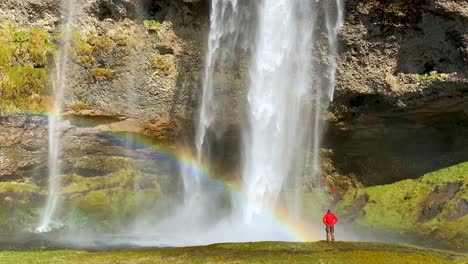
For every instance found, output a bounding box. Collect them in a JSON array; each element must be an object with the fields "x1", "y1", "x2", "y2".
[{"x1": 326, "y1": 226, "x2": 335, "y2": 242}]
